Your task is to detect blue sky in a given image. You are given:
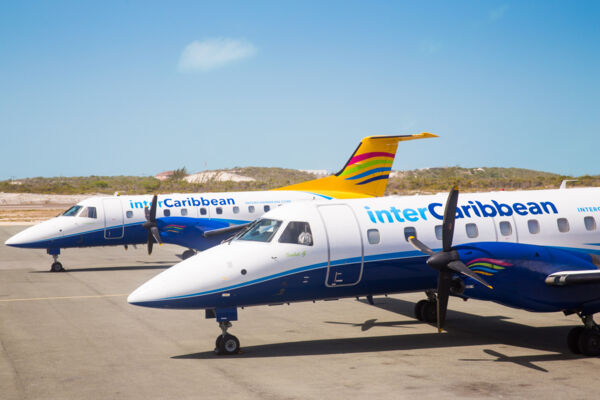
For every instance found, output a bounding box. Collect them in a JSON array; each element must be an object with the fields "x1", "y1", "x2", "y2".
[{"x1": 1, "y1": 1, "x2": 598, "y2": 179}]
